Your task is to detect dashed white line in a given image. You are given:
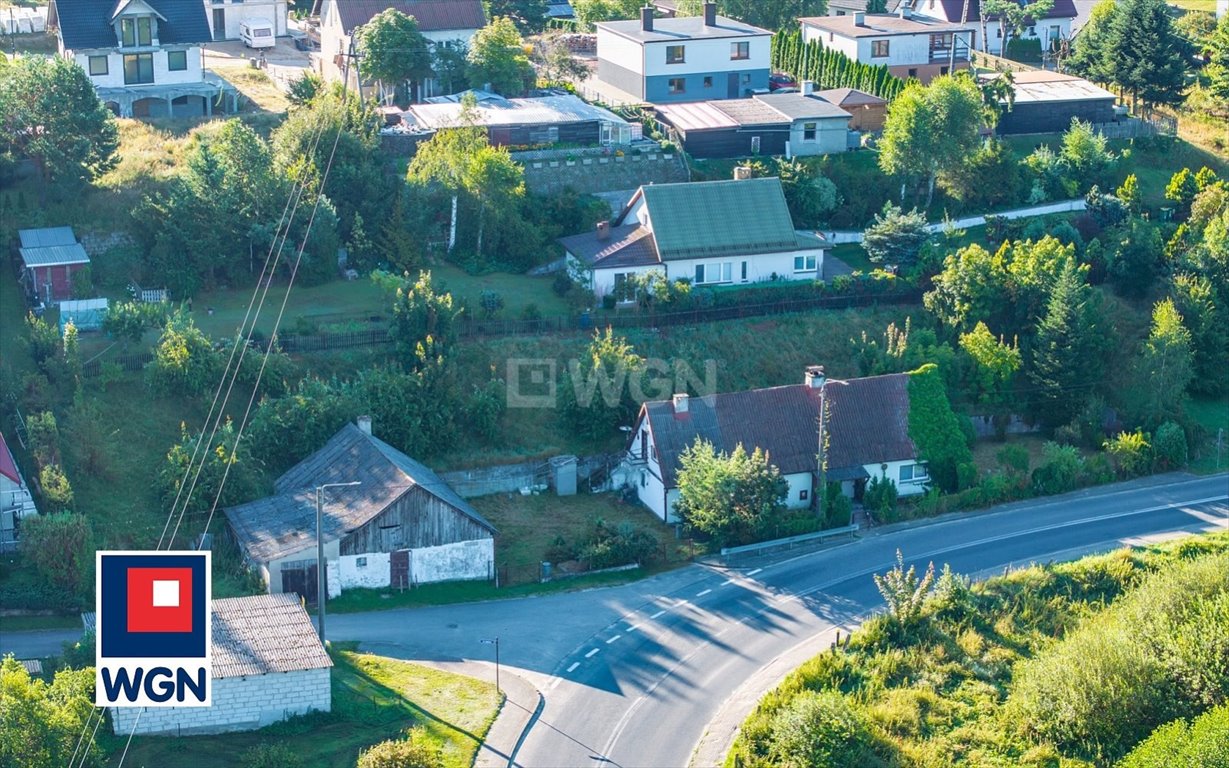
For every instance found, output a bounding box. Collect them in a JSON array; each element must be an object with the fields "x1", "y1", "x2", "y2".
[
  {"x1": 585, "y1": 648, "x2": 600, "y2": 658},
  {"x1": 721, "y1": 578, "x2": 734, "y2": 585},
  {"x1": 548, "y1": 677, "x2": 563, "y2": 690},
  {"x1": 606, "y1": 635, "x2": 622, "y2": 644},
  {"x1": 566, "y1": 662, "x2": 579, "y2": 673},
  {"x1": 746, "y1": 568, "x2": 763, "y2": 576},
  {"x1": 676, "y1": 598, "x2": 689, "y2": 606},
  {"x1": 650, "y1": 610, "x2": 666, "y2": 619},
  {"x1": 626, "y1": 623, "x2": 642, "y2": 632},
  {"x1": 696, "y1": 589, "x2": 712, "y2": 597}
]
